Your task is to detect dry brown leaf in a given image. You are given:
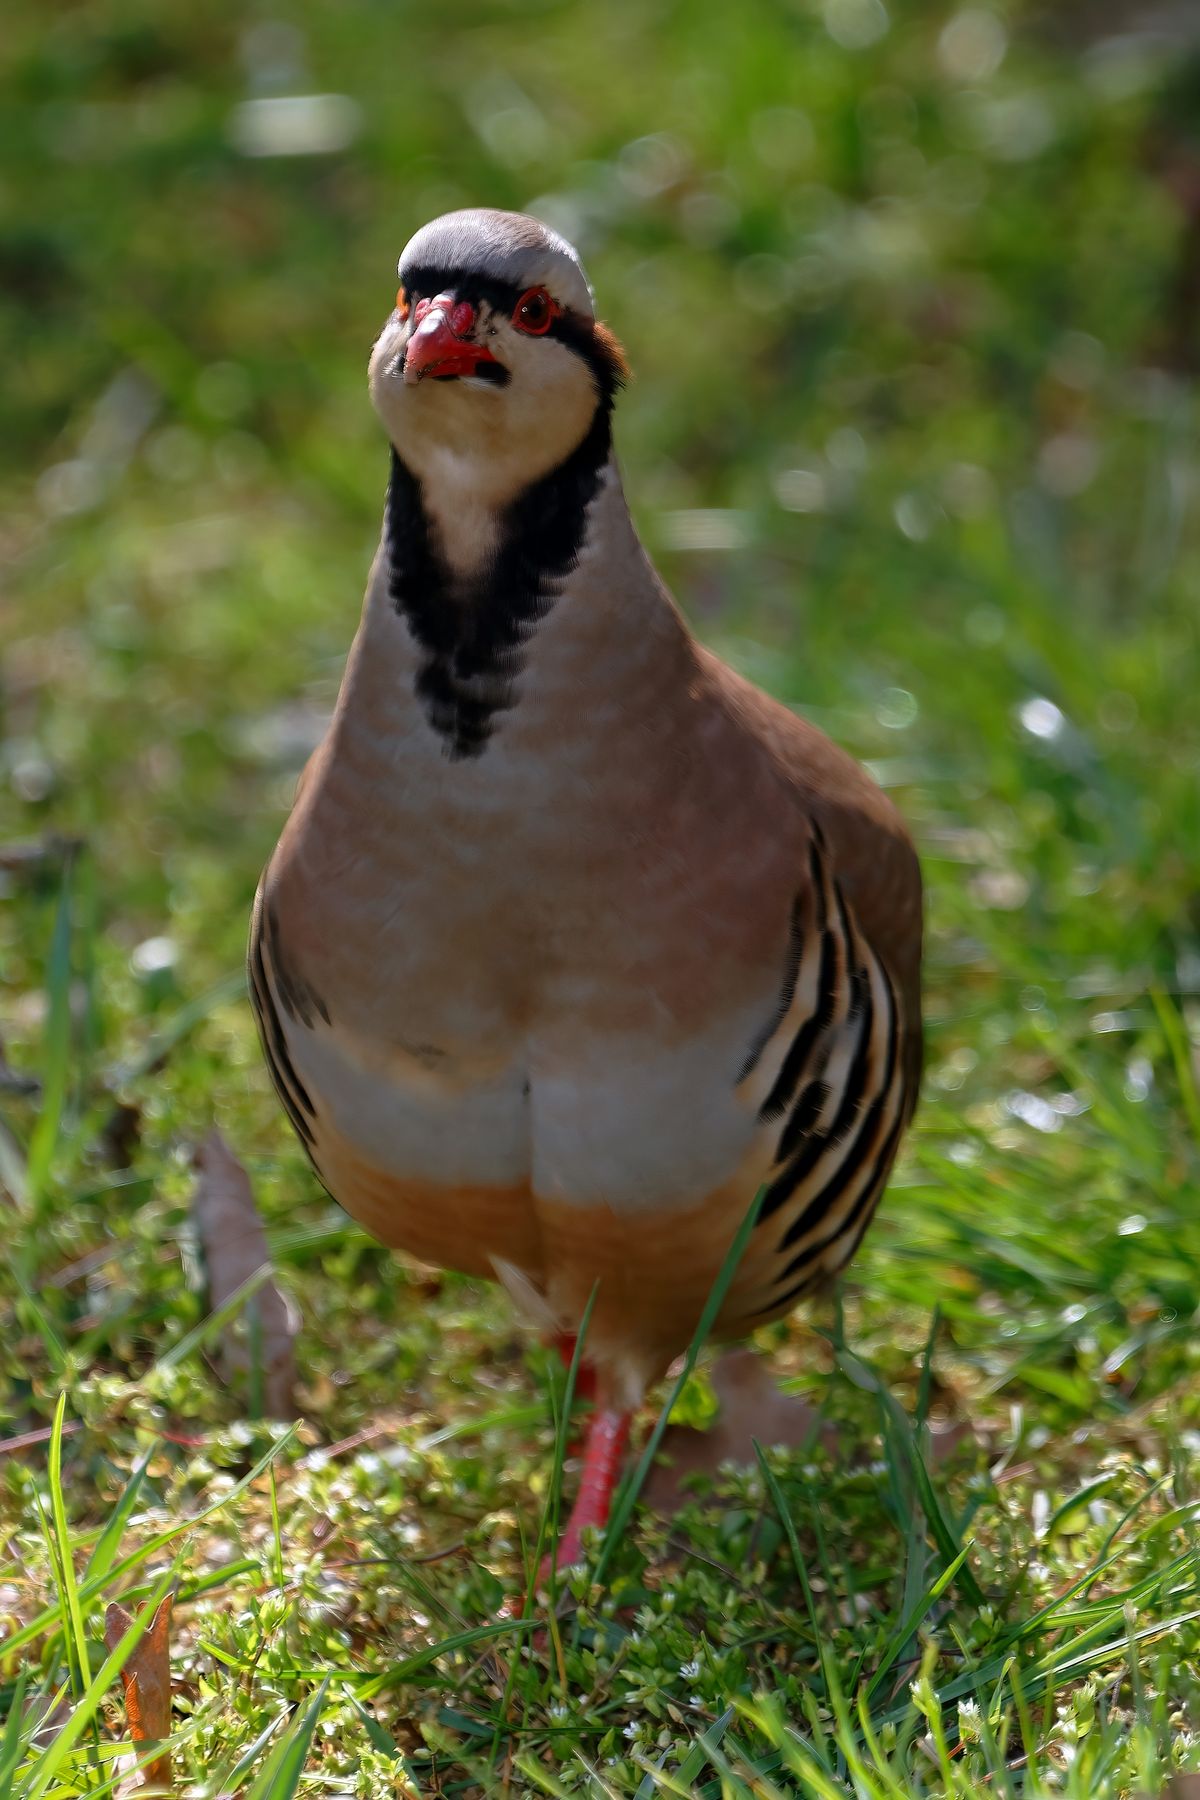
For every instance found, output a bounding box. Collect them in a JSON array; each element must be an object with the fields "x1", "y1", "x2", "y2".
[
  {"x1": 191, "y1": 1129, "x2": 296, "y2": 1417},
  {"x1": 104, "y1": 1594, "x2": 174, "y2": 1793},
  {"x1": 644, "y1": 1348, "x2": 838, "y2": 1515}
]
